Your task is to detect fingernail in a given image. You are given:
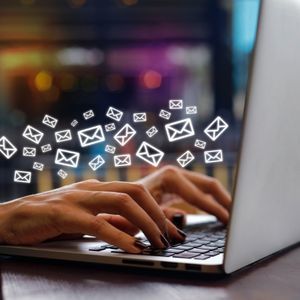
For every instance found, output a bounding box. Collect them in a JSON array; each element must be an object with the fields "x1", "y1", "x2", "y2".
[
  {"x1": 134, "y1": 240, "x2": 148, "y2": 251},
  {"x1": 160, "y1": 235, "x2": 170, "y2": 248},
  {"x1": 177, "y1": 229, "x2": 187, "y2": 238},
  {"x1": 172, "y1": 213, "x2": 184, "y2": 229}
]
